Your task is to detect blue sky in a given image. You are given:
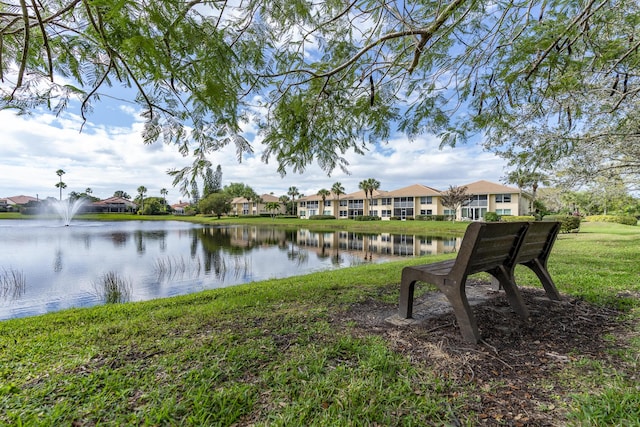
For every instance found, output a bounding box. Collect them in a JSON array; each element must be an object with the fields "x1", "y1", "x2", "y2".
[{"x1": 1, "y1": 101, "x2": 511, "y2": 204}]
